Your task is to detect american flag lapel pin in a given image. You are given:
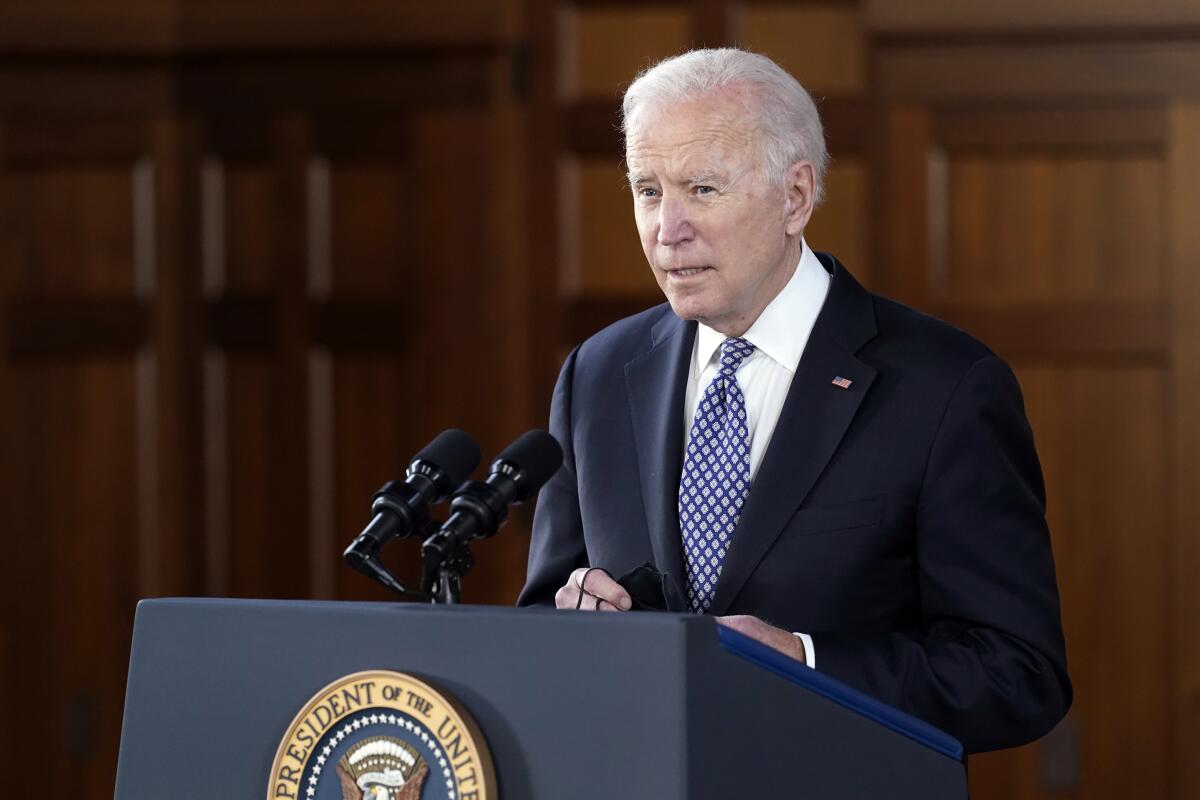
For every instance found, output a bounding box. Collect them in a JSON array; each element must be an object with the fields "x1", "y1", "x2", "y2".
[{"x1": 831, "y1": 376, "x2": 853, "y2": 390}]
